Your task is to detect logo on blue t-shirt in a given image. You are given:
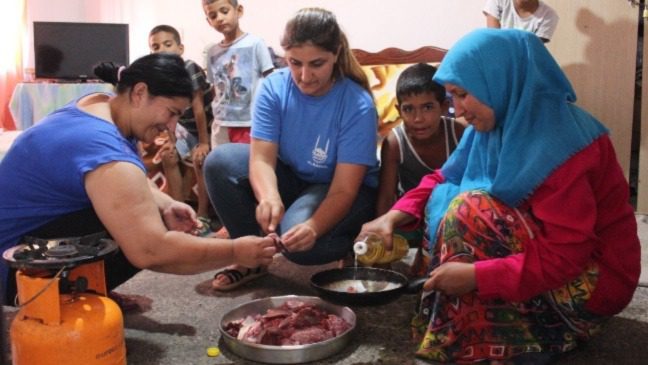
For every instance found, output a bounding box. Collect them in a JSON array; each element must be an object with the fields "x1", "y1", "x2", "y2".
[{"x1": 309, "y1": 135, "x2": 329, "y2": 168}]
